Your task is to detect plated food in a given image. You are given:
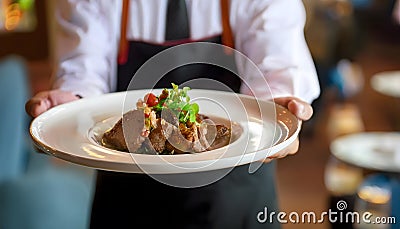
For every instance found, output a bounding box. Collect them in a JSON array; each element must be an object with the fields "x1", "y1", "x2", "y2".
[
  {"x1": 30, "y1": 89, "x2": 300, "y2": 174},
  {"x1": 102, "y1": 84, "x2": 232, "y2": 155}
]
